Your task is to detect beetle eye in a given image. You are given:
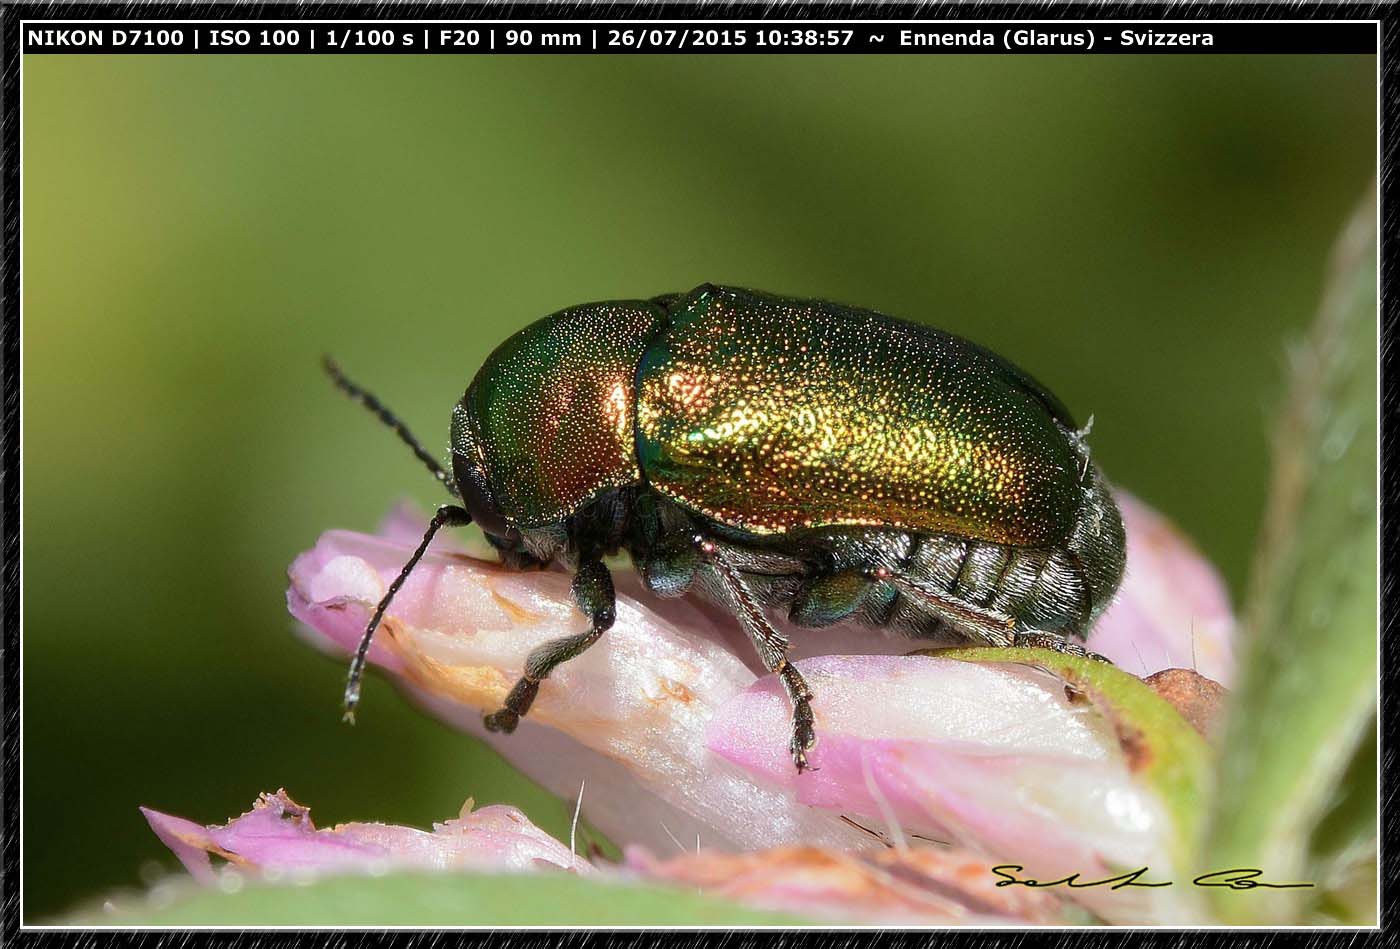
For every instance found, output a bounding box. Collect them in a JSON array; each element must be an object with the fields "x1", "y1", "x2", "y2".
[
  {"x1": 456, "y1": 461, "x2": 517, "y2": 541},
  {"x1": 450, "y1": 401, "x2": 519, "y2": 541}
]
